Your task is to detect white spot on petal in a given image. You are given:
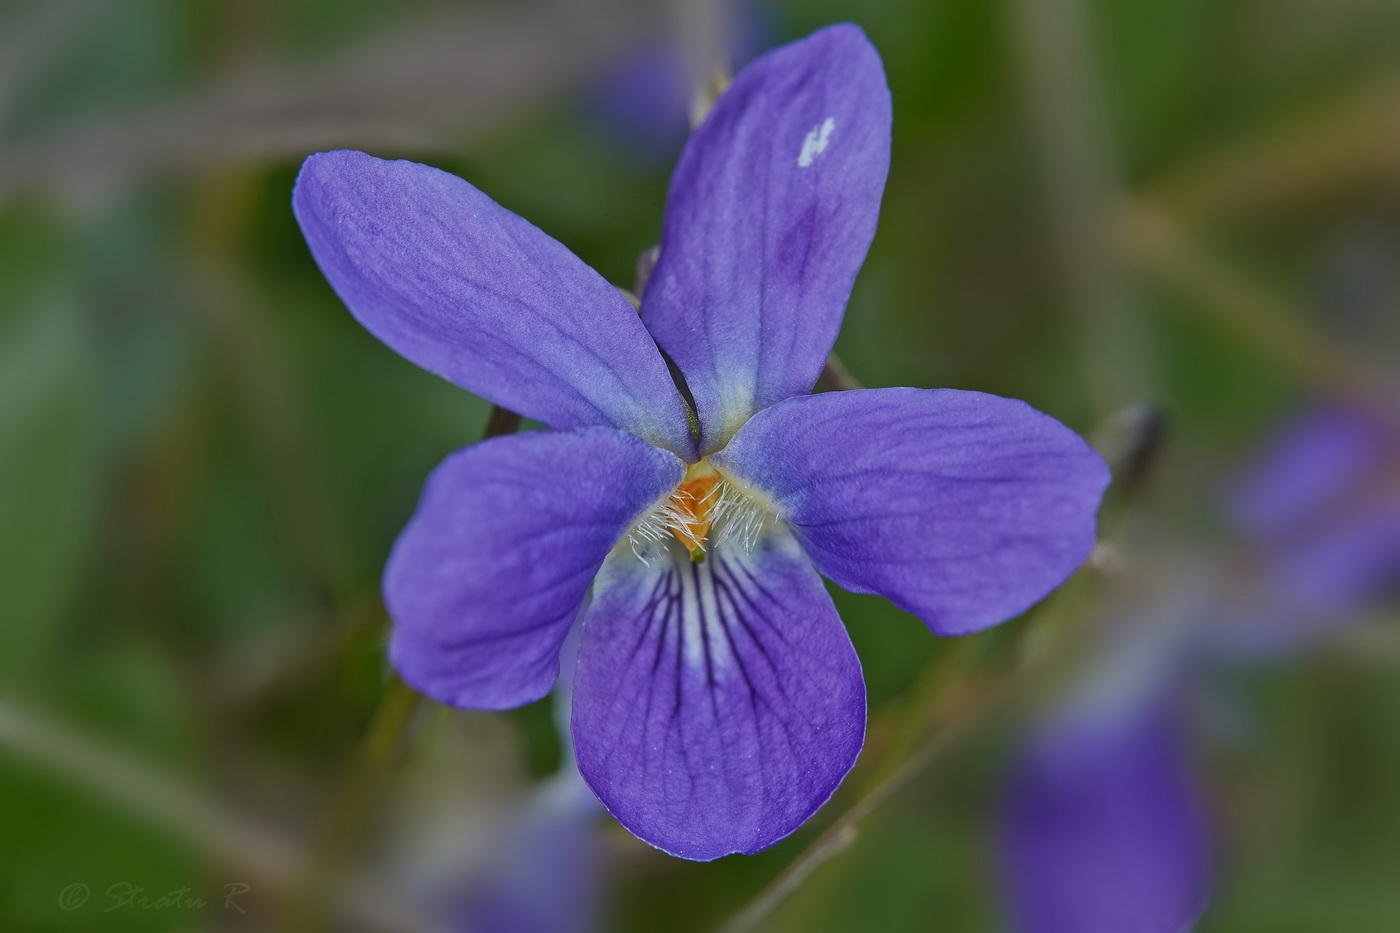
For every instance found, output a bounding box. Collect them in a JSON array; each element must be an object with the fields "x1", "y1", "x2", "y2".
[{"x1": 797, "y1": 117, "x2": 836, "y2": 168}]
